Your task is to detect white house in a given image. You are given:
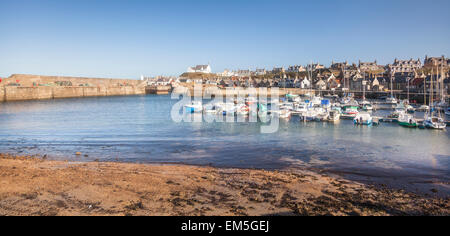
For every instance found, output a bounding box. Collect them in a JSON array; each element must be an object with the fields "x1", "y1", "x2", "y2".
[
  {"x1": 187, "y1": 64, "x2": 212, "y2": 74},
  {"x1": 300, "y1": 77, "x2": 311, "y2": 89}
]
